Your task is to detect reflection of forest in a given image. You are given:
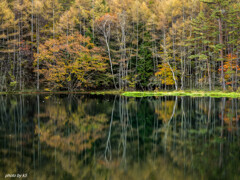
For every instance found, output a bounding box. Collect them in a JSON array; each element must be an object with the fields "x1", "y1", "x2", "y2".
[{"x1": 0, "y1": 95, "x2": 239, "y2": 180}]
